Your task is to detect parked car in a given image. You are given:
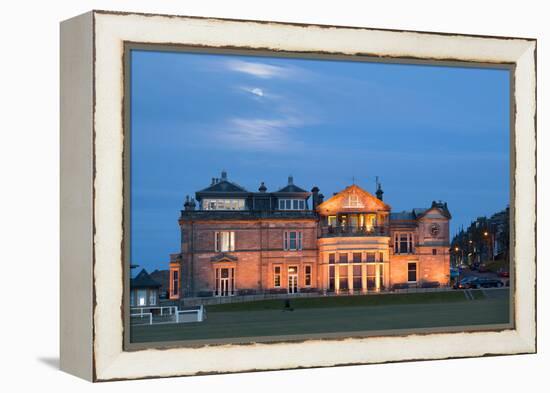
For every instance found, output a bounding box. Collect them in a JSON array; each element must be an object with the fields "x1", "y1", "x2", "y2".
[
  {"x1": 454, "y1": 276, "x2": 478, "y2": 289},
  {"x1": 469, "y1": 277, "x2": 504, "y2": 289},
  {"x1": 498, "y1": 270, "x2": 510, "y2": 278}
]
